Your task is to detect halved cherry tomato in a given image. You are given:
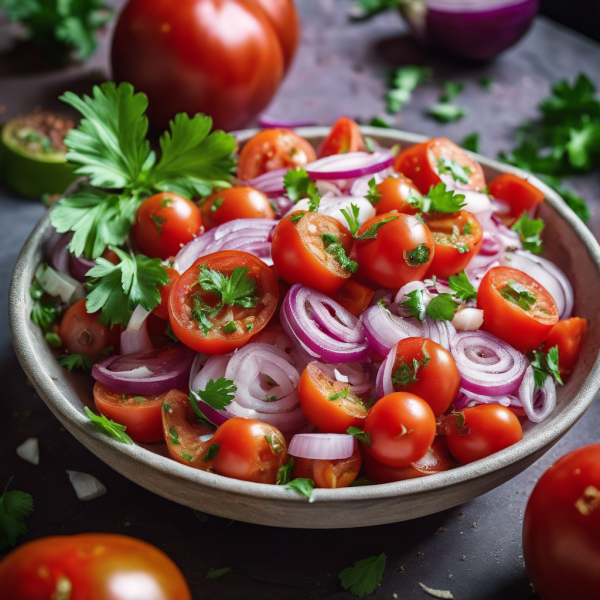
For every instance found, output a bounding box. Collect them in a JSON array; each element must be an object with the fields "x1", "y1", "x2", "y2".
[
  {"x1": 200, "y1": 186, "x2": 275, "y2": 230},
  {"x1": 363, "y1": 437, "x2": 455, "y2": 483},
  {"x1": 271, "y1": 211, "x2": 354, "y2": 294},
  {"x1": 237, "y1": 129, "x2": 316, "y2": 180},
  {"x1": 394, "y1": 138, "x2": 486, "y2": 194},
  {"x1": 299, "y1": 362, "x2": 368, "y2": 433},
  {"x1": 363, "y1": 392, "x2": 437, "y2": 467},
  {"x1": 0, "y1": 533, "x2": 192, "y2": 600},
  {"x1": 318, "y1": 116, "x2": 364, "y2": 158},
  {"x1": 477, "y1": 266, "x2": 558, "y2": 353},
  {"x1": 488, "y1": 173, "x2": 545, "y2": 220},
  {"x1": 132, "y1": 192, "x2": 202, "y2": 260},
  {"x1": 331, "y1": 279, "x2": 374, "y2": 318},
  {"x1": 154, "y1": 266, "x2": 180, "y2": 321},
  {"x1": 390, "y1": 338, "x2": 460, "y2": 417},
  {"x1": 443, "y1": 404, "x2": 523, "y2": 464},
  {"x1": 58, "y1": 299, "x2": 120, "y2": 362},
  {"x1": 424, "y1": 210, "x2": 483, "y2": 278},
  {"x1": 544, "y1": 317, "x2": 588, "y2": 376},
  {"x1": 168, "y1": 250, "x2": 279, "y2": 354},
  {"x1": 375, "y1": 175, "x2": 422, "y2": 215},
  {"x1": 292, "y1": 440, "x2": 362, "y2": 488},
  {"x1": 354, "y1": 212, "x2": 434, "y2": 288}
]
